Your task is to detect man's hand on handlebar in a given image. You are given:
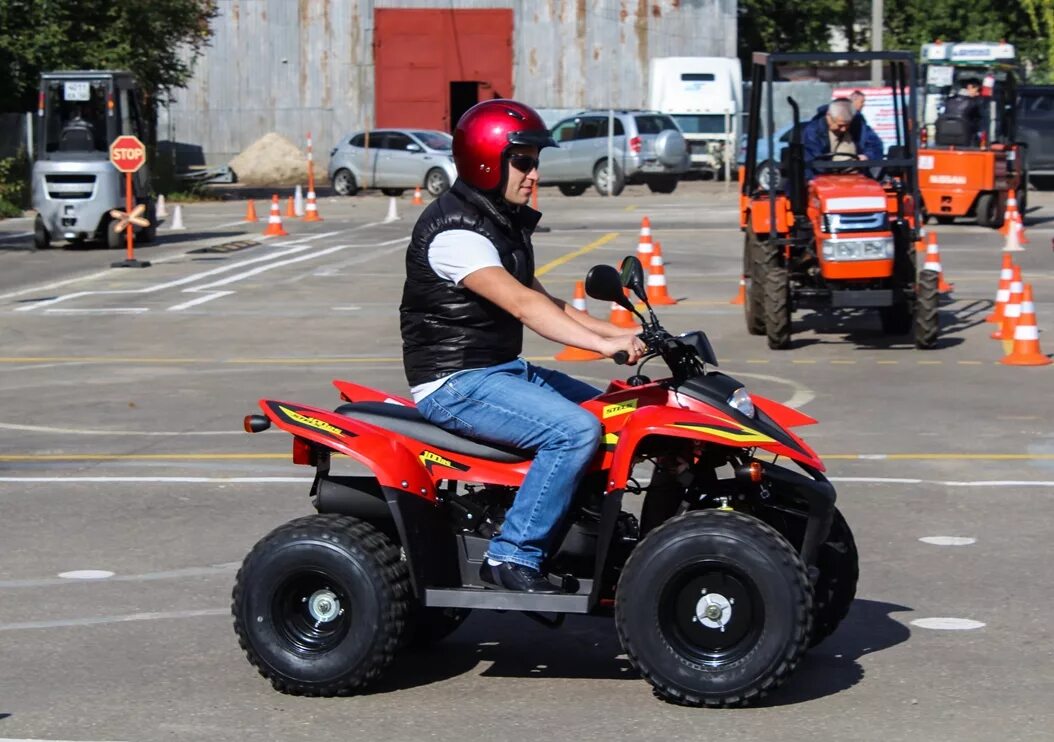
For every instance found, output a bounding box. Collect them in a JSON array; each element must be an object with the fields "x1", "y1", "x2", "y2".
[{"x1": 600, "y1": 334, "x2": 646, "y2": 365}]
